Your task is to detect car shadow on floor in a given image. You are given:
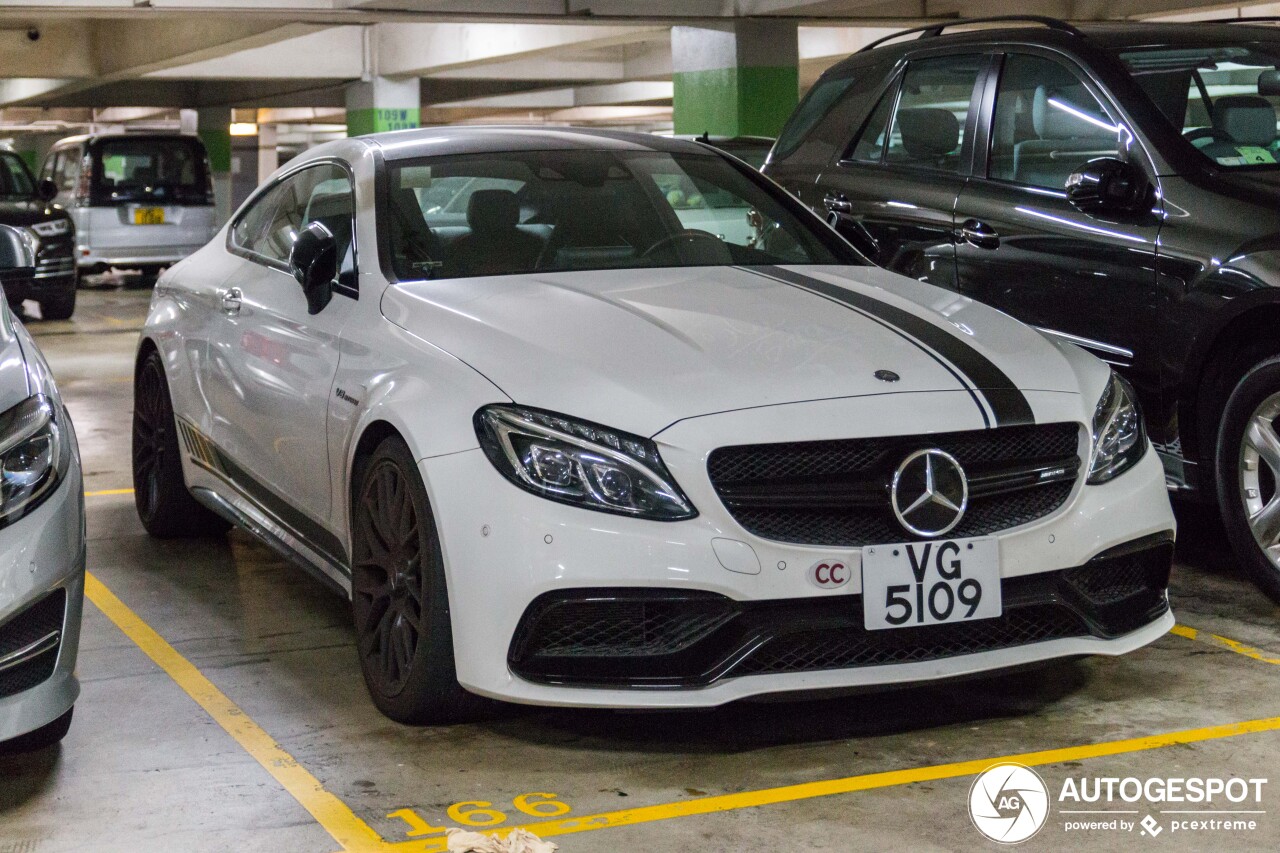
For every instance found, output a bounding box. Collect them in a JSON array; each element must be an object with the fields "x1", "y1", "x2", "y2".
[{"x1": 0, "y1": 744, "x2": 64, "y2": 810}]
